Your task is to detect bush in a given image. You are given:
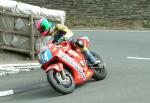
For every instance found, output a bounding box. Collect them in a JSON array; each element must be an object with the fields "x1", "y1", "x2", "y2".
[{"x1": 143, "y1": 20, "x2": 150, "y2": 28}]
